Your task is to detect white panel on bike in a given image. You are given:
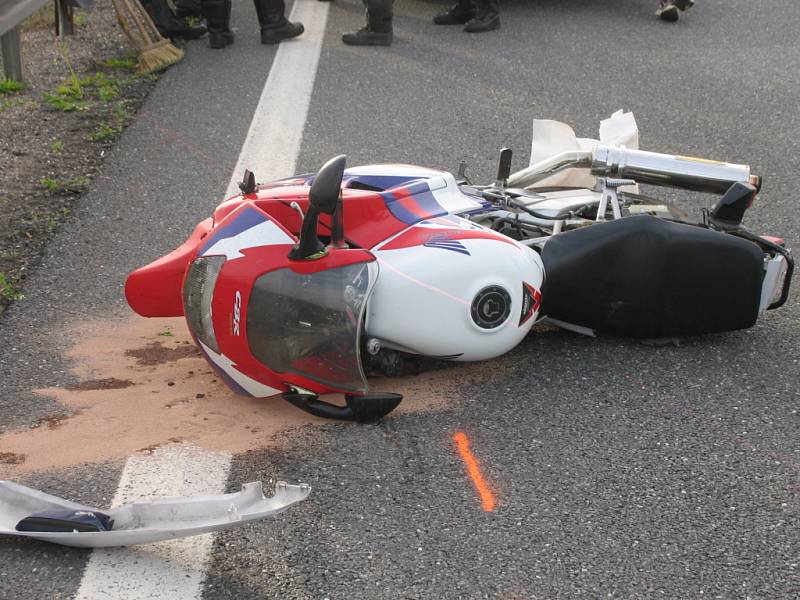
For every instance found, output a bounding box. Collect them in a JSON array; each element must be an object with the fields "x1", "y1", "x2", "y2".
[
  {"x1": 368, "y1": 216, "x2": 544, "y2": 361},
  {"x1": 425, "y1": 172, "x2": 484, "y2": 214},
  {"x1": 0, "y1": 480, "x2": 310, "y2": 548}
]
